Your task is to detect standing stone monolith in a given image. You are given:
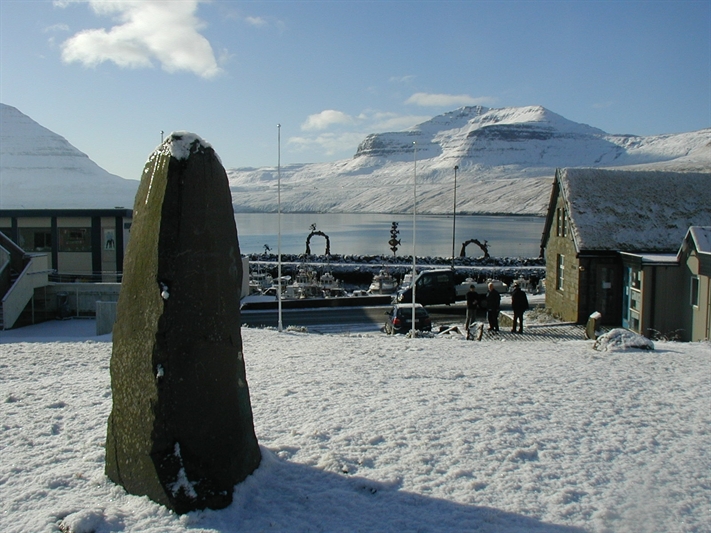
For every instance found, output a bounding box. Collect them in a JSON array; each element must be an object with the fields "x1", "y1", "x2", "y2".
[{"x1": 105, "y1": 132, "x2": 261, "y2": 514}]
